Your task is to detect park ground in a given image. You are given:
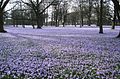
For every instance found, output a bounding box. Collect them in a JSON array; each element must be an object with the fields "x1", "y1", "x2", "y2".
[{"x1": 0, "y1": 25, "x2": 120, "y2": 78}]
